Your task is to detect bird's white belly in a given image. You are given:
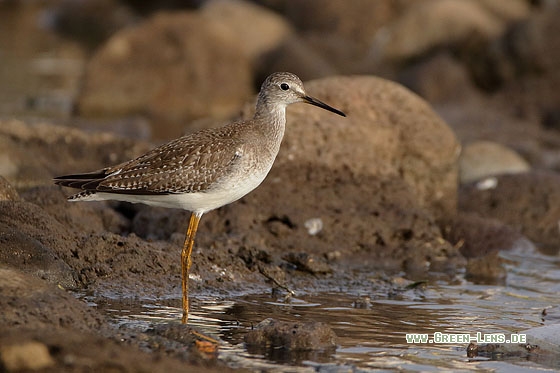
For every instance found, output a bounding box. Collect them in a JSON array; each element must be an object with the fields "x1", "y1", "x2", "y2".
[{"x1": 86, "y1": 167, "x2": 270, "y2": 214}]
